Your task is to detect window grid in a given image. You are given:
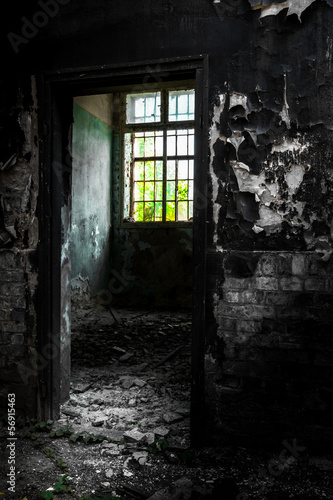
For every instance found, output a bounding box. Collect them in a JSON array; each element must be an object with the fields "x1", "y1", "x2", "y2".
[{"x1": 125, "y1": 89, "x2": 195, "y2": 222}]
